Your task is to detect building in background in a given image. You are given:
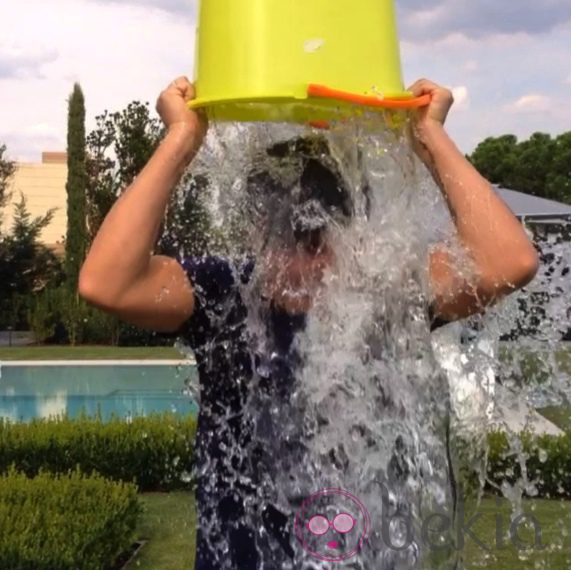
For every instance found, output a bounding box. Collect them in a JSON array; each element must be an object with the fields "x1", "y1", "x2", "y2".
[{"x1": 3, "y1": 152, "x2": 67, "y2": 254}]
